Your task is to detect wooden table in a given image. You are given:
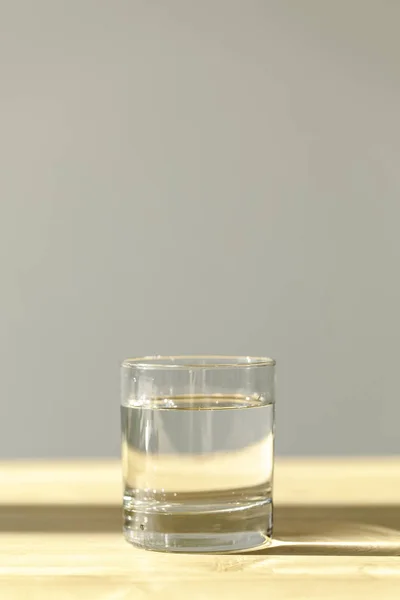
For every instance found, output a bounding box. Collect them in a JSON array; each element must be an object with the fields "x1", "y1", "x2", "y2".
[{"x1": 1, "y1": 459, "x2": 399, "y2": 599}]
